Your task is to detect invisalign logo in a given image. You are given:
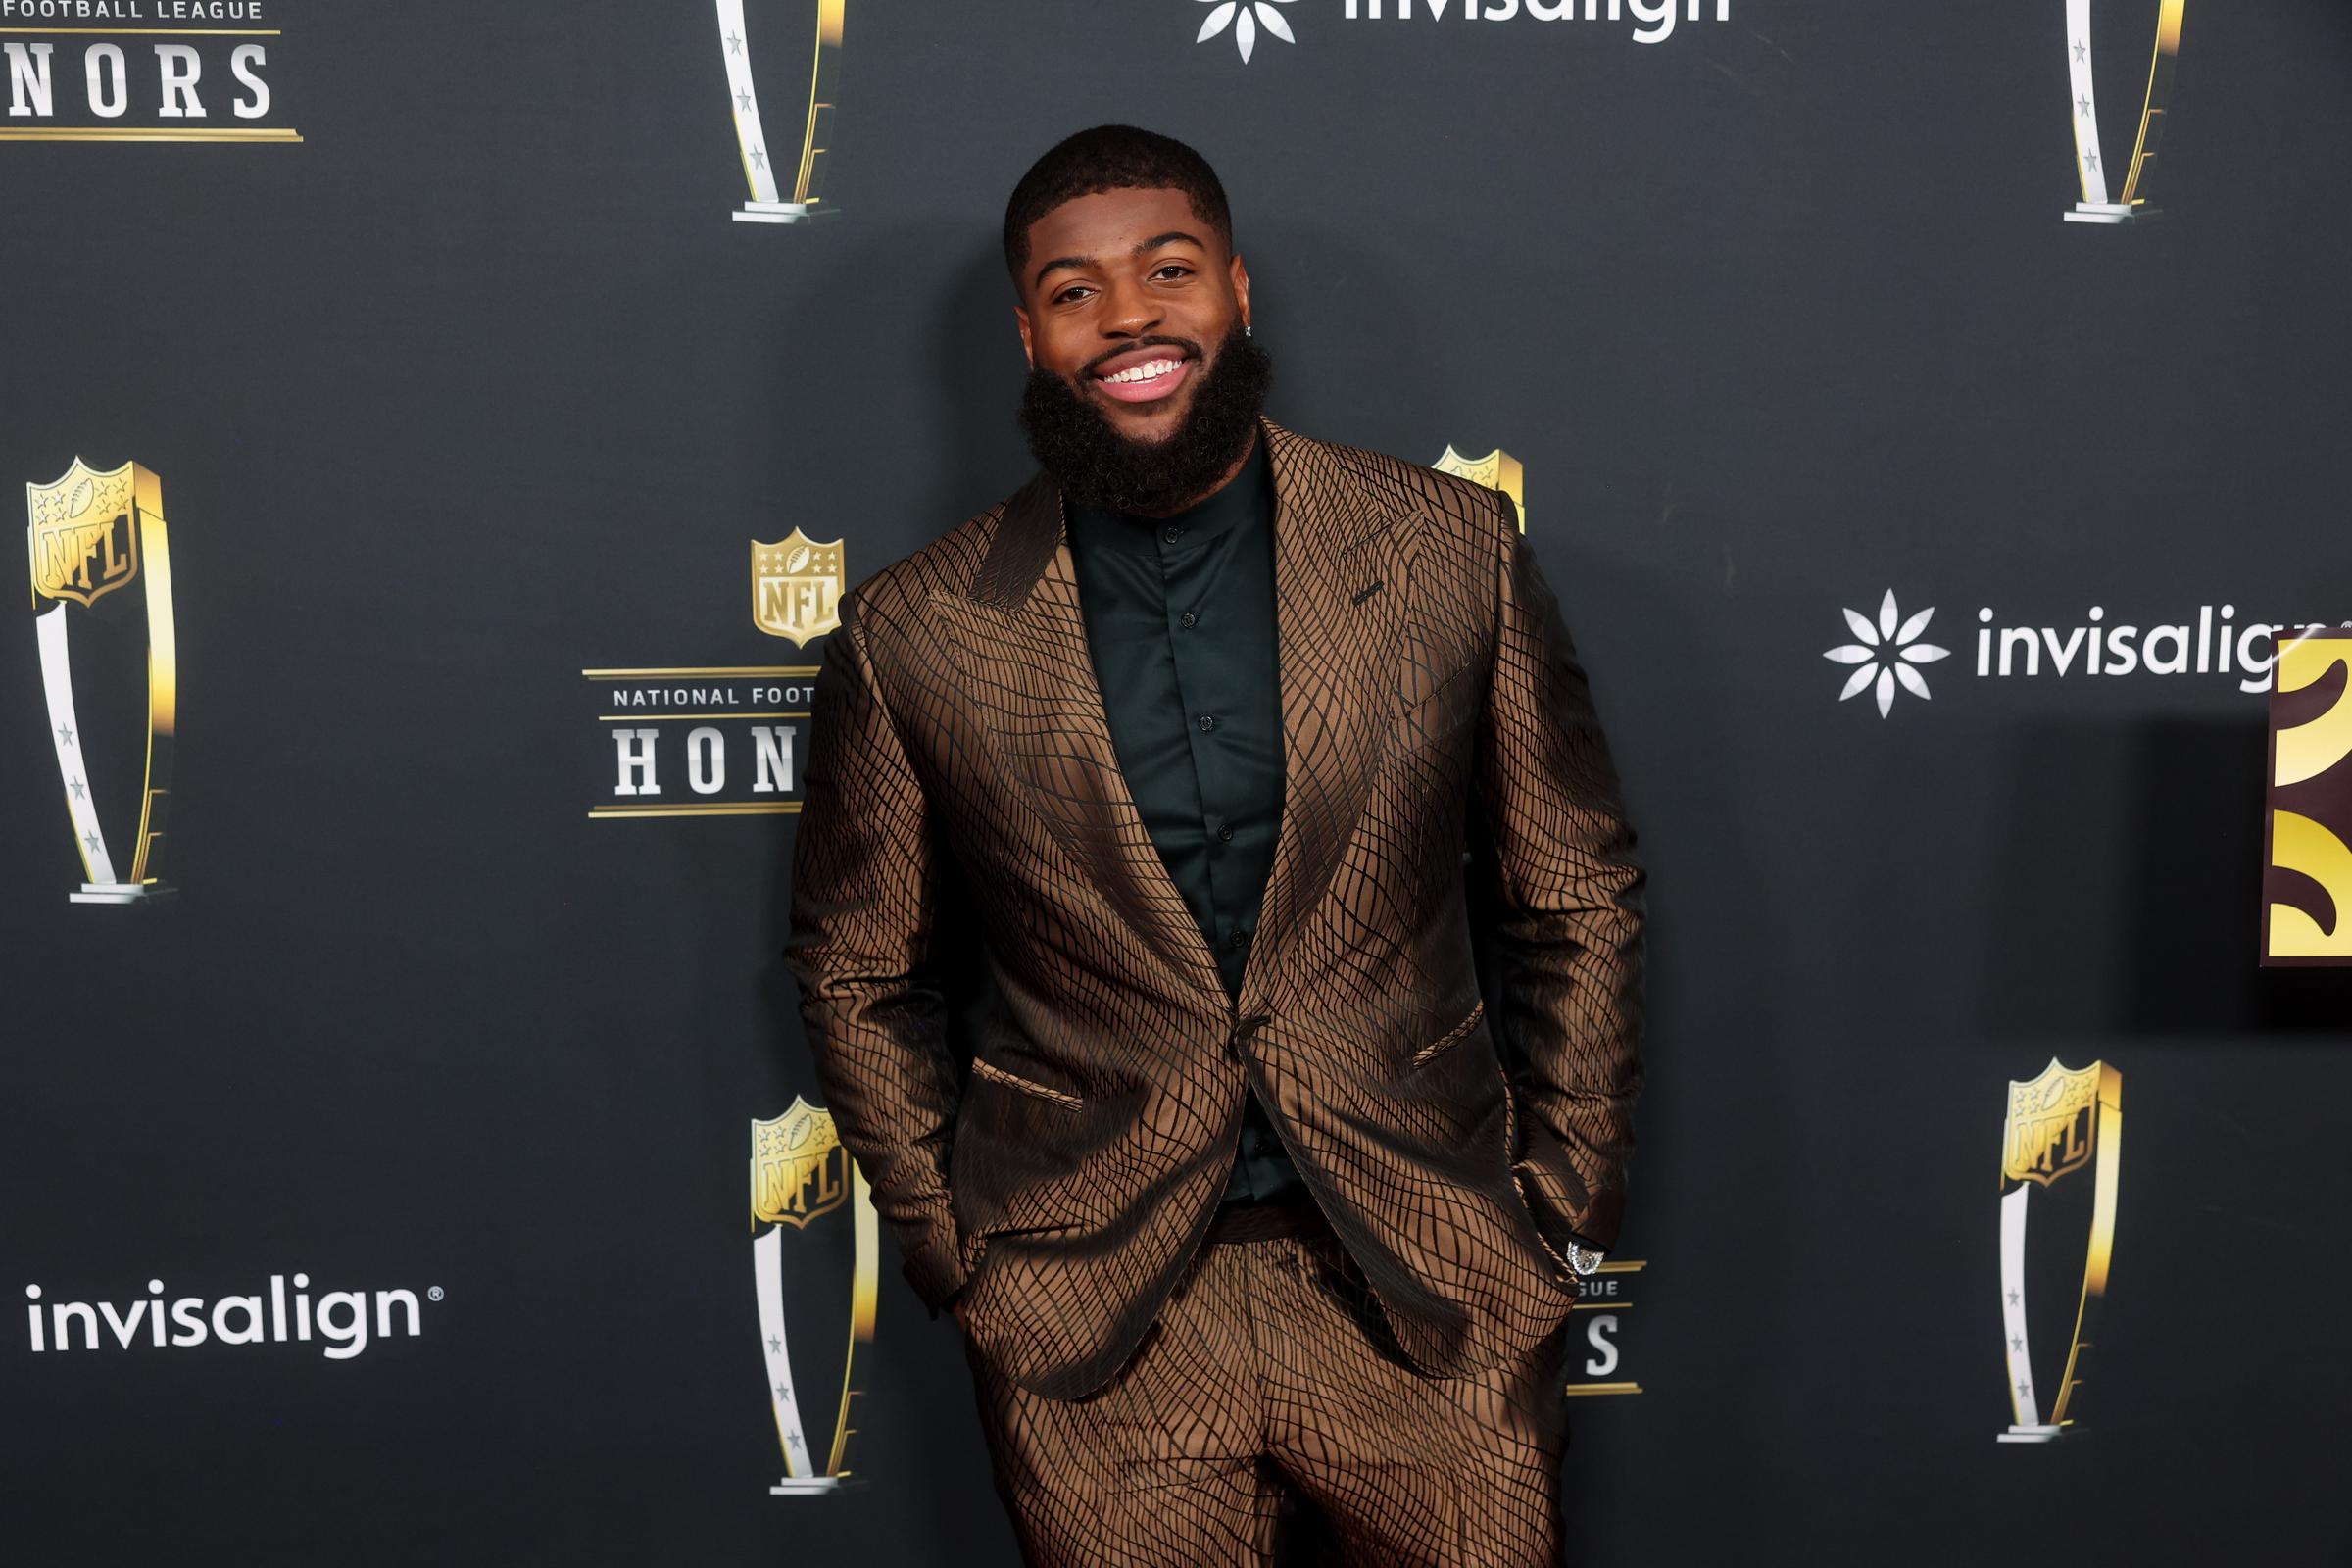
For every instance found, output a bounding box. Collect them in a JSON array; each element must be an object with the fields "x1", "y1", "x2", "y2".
[
  {"x1": 1824, "y1": 592, "x2": 2352, "y2": 720},
  {"x1": 1967, "y1": 604, "x2": 2346, "y2": 696},
  {"x1": 25, "y1": 1274, "x2": 442, "y2": 1361},
  {"x1": 1185, "y1": 0, "x2": 1735, "y2": 64}
]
